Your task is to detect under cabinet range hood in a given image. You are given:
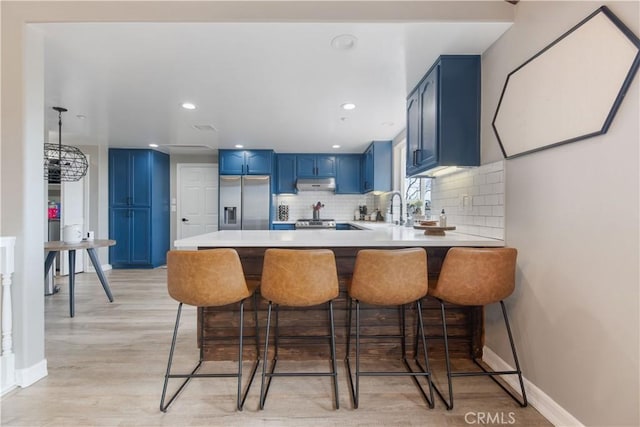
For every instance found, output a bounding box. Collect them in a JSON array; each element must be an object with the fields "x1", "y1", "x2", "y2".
[{"x1": 296, "y1": 177, "x2": 336, "y2": 192}]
